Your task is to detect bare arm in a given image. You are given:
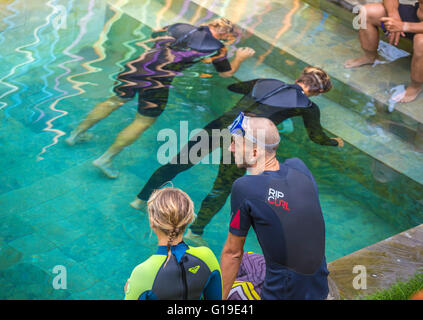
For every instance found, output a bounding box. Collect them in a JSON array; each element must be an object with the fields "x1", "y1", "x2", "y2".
[
  {"x1": 380, "y1": 17, "x2": 423, "y2": 33},
  {"x1": 403, "y1": 21, "x2": 423, "y2": 33},
  {"x1": 219, "y1": 47, "x2": 255, "y2": 78},
  {"x1": 383, "y1": 0, "x2": 400, "y2": 17},
  {"x1": 382, "y1": 0, "x2": 405, "y2": 45},
  {"x1": 220, "y1": 233, "x2": 246, "y2": 299}
]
